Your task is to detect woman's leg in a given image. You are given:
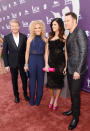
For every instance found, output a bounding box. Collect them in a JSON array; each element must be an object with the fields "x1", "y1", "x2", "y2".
[
  {"x1": 36, "y1": 56, "x2": 44, "y2": 106},
  {"x1": 53, "y1": 89, "x2": 61, "y2": 107},
  {"x1": 48, "y1": 88, "x2": 54, "y2": 105},
  {"x1": 29, "y1": 56, "x2": 37, "y2": 105}
]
